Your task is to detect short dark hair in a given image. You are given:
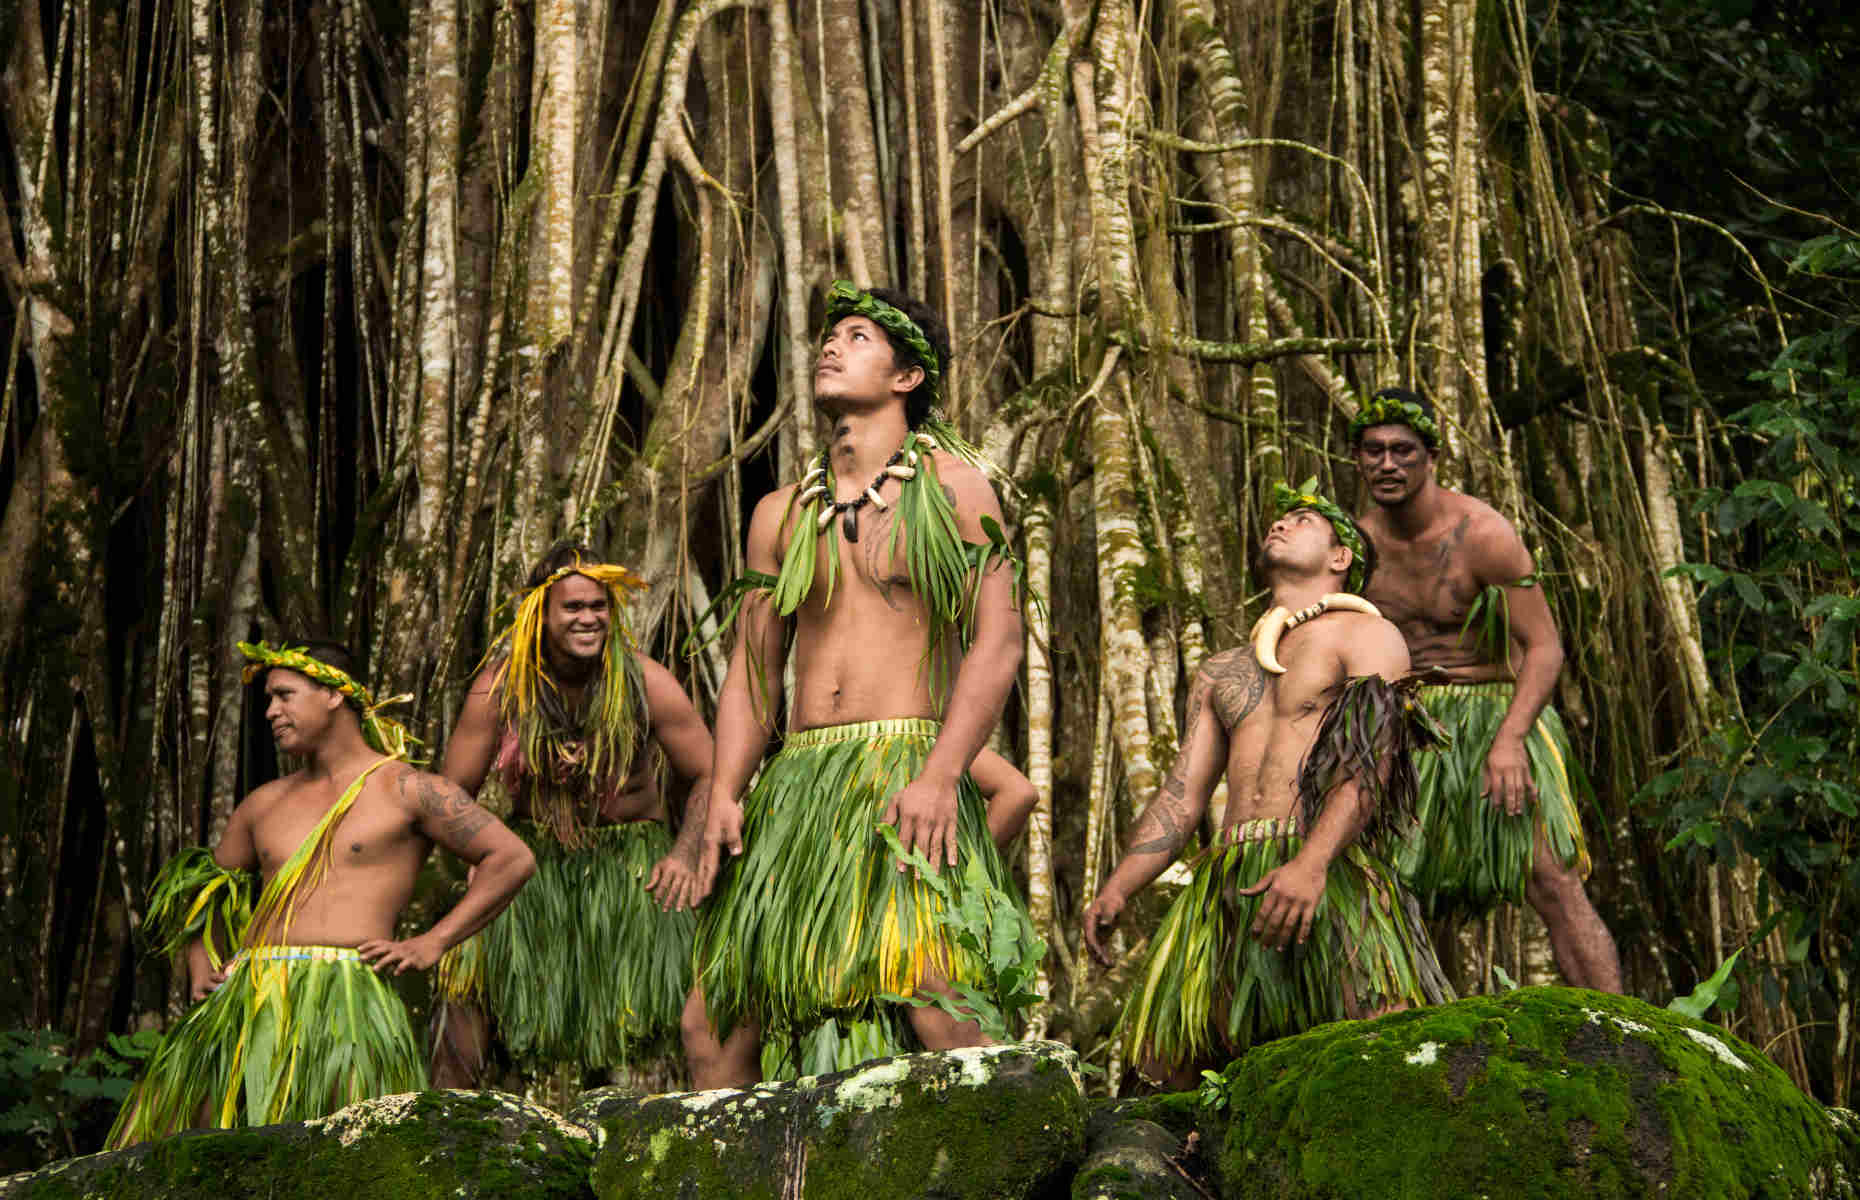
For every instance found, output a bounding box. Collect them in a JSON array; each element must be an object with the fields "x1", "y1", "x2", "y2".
[
  {"x1": 863, "y1": 287, "x2": 951, "y2": 429},
  {"x1": 527, "y1": 541, "x2": 603, "y2": 589}
]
